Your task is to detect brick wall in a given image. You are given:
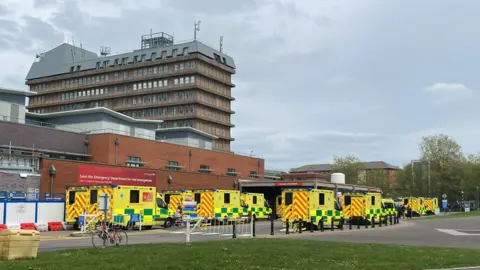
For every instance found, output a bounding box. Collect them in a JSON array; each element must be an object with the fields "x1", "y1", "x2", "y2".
[
  {"x1": 40, "y1": 159, "x2": 240, "y2": 196},
  {"x1": 87, "y1": 133, "x2": 264, "y2": 178}
]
